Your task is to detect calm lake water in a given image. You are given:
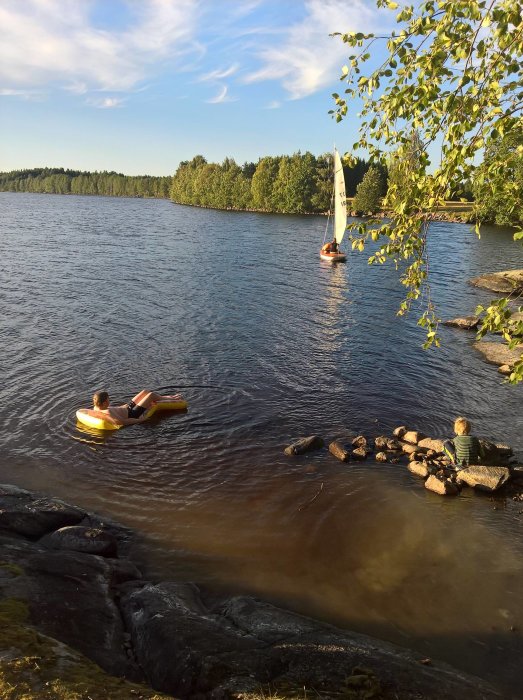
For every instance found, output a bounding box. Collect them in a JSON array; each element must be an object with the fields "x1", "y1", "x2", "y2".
[{"x1": 1, "y1": 191, "x2": 522, "y2": 694}]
